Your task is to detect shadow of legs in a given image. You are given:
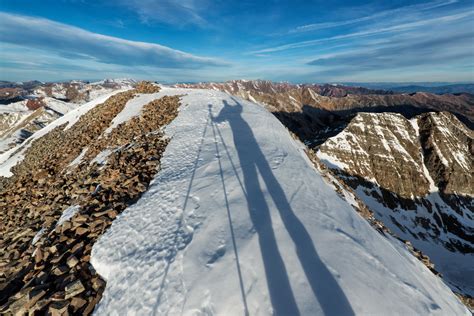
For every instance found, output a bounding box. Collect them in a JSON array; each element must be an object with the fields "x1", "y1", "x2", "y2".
[
  {"x1": 215, "y1": 99, "x2": 354, "y2": 315},
  {"x1": 241, "y1": 161, "x2": 300, "y2": 316},
  {"x1": 258, "y1": 159, "x2": 355, "y2": 316}
]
